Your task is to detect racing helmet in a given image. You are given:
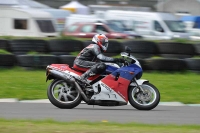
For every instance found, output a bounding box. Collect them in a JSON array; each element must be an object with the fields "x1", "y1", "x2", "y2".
[{"x1": 92, "y1": 34, "x2": 109, "y2": 52}]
